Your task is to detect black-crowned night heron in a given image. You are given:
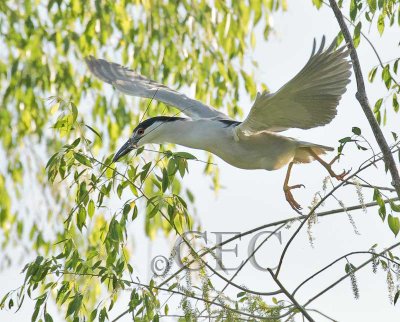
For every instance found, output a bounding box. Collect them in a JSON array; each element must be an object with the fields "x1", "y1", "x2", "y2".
[{"x1": 85, "y1": 37, "x2": 351, "y2": 212}]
